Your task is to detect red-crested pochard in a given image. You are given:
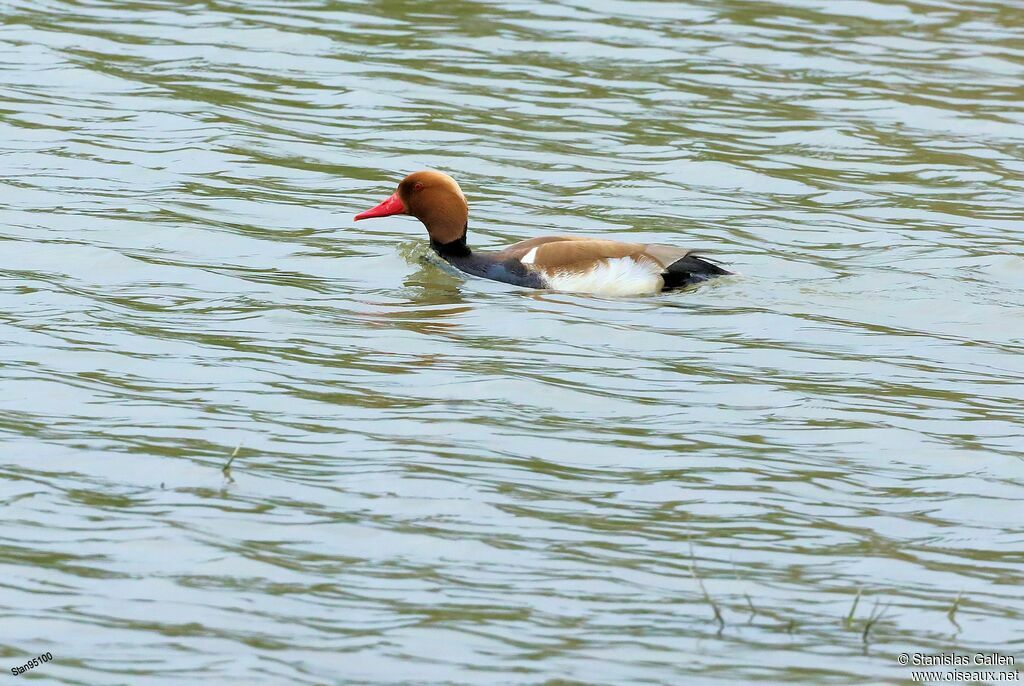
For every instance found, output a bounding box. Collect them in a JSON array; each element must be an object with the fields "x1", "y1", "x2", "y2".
[{"x1": 354, "y1": 171, "x2": 730, "y2": 296}]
